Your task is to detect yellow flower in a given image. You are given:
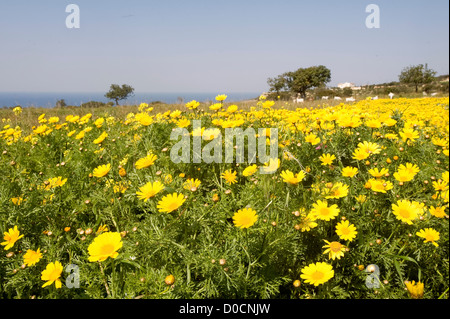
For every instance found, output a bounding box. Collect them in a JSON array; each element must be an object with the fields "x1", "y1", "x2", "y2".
[
  {"x1": 296, "y1": 210, "x2": 318, "y2": 232},
  {"x1": 48, "y1": 116, "x2": 59, "y2": 124},
  {"x1": 319, "y1": 153, "x2": 336, "y2": 166},
  {"x1": 368, "y1": 167, "x2": 388, "y2": 178},
  {"x1": 33, "y1": 124, "x2": 48, "y2": 135},
  {"x1": 393, "y1": 163, "x2": 420, "y2": 182},
  {"x1": 43, "y1": 176, "x2": 67, "y2": 190},
  {"x1": 416, "y1": 228, "x2": 440, "y2": 247},
  {"x1": 23, "y1": 248, "x2": 43, "y2": 267},
  {"x1": 139, "y1": 102, "x2": 149, "y2": 111},
  {"x1": 429, "y1": 206, "x2": 447, "y2": 218},
  {"x1": 442, "y1": 171, "x2": 449, "y2": 183},
  {"x1": 355, "y1": 195, "x2": 367, "y2": 203},
  {"x1": 405, "y1": 281, "x2": 424, "y2": 299},
  {"x1": 1, "y1": 226, "x2": 24, "y2": 250},
  {"x1": 232, "y1": 207, "x2": 258, "y2": 229},
  {"x1": 136, "y1": 181, "x2": 165, "y2": 201},
  {"x1": 280, "y1": 170, "x2": 306, "y2": 185},
  {"x1": 399, "y1": 127, "x2": 420, "y2": 142},
  {"x1": 431, "y1": 137, "x2": 448, "y2": 147},
  {"x1": 261, "y1": 158, "x2": 280, "y2": 174},
  {"x1": 157, "y1": 193, "x2": 186, "y2": 213},
  {"x1": 324, "y1": 182, "x2": 349, "y2": 199},
  {"x1": 335, "y1": 220, "x2": 358, "y2": 241},
  {"x1": 185, "y1": 100, "x2": 200, "y2": 110},
  {"x1": 242, "y1": 164, "x2": 258, "y2": 177},
  {"x1": 226, "y1": 105, "x2": 238, "y2": 113},
  {"x1": 310, "y1": 200, "x2": 340, "y2": 221},
  {"x1": 41, "y1": 261, "x2": 64, "y2": 288},
  {"x1": 93, "y1": 131, "x2": 108, "y2": 144},
  {"x1": 322, "y1": 240, "x2": 346, "y2": 260},
  {"x1": 342, "y1": 166, "x2": 358, "y2": 178},
  {"x1": 92, "y1": 163, "x2": 111, "y2": 178},
  {"x1": 96, "y1": 224, "x2": 109, "y2": 235},
  {"x1": 135, "y1": 154, "x2": 157, "y2": 169},
  {"x1": 94, "y1": 118, "x2": 105, "y2": 128},
  {"x1": 176, "y1": 118, "x2": 191, "y2": 128},
  {"x1": 119, "y1": 167, "x2": 127, "y2": 177},
  {"x1": 352, "y1": 148, "x2": 370, "y2": 161},
  {"x1": 183, "y1": 178, "x2": 201, "y2": 191},
  {"x1": 202, "y1": 128, "x2": 221, "y2": 141},
  {"x1": 365, "y1": 119, "x2": 382, "y2": 129},
  {"x1": 11, "y1": 197, "x2": 23, "y2": 205},
  {"x1": 215, "y1": 94, "x2": 227, "y2": 102},
  {"x1": 13, "y1": 106, "x2": 22, "y2": 115},
  {"x1": 75, "y1": 130, "x2": 85, "y2": 140},
  {"x1": 368, "y1": 178, "x2": 393, "y2": 193},
  {"x1": 383, "y1": 118, "x2": 397, "y2": 127},
  {"x1": 357, "y1": 141, "x2": 381, "y2": 155},
  {"x1": 305, "y1": 133, "x2": 321, "y2": 145},
  {"x1": 209, "y1": 103, "x2": 222, "y2": 111},
  {"x1": 88, "y1": 232, "x2": 123, "y2": 262},
  {"x1": 392, "y1": 199, "x2": 420, "y2": 225},
  {"x1": 136, "y1": 112, "x2": 154, "y2": 126},
  {"x1": 432, "y1": 180, "x2": 449, "y2": 192},
  {"x1": 300, "y1": 262, "x2": 334, "y2": 286},
  {"x1": 262, "y1": 100, "x2": 275, "y2": 109},
  {"x1": 221, "y1": 169, "x2": 238, "y2": 185}
]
